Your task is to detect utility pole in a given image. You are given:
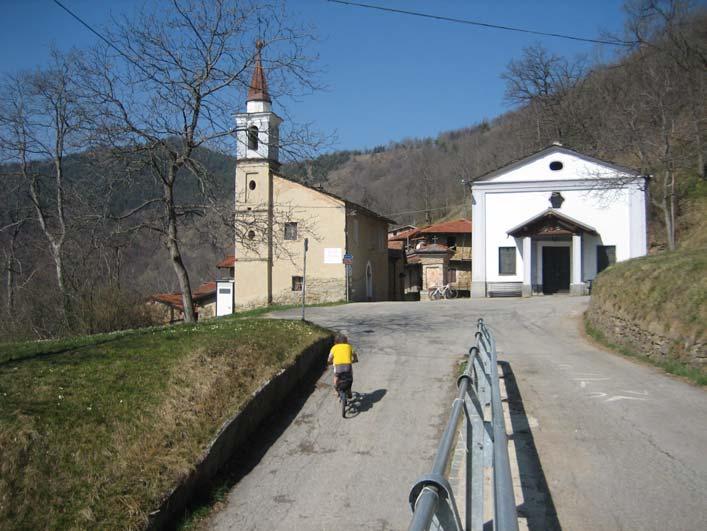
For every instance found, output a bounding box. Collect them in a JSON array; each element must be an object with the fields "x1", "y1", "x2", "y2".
[
  {"x1": 301, "y1": 238, "x2": 308, "y2": 321},
  {"x1": 462, "y1": 179, "x2": 474, "y2": 293}
]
